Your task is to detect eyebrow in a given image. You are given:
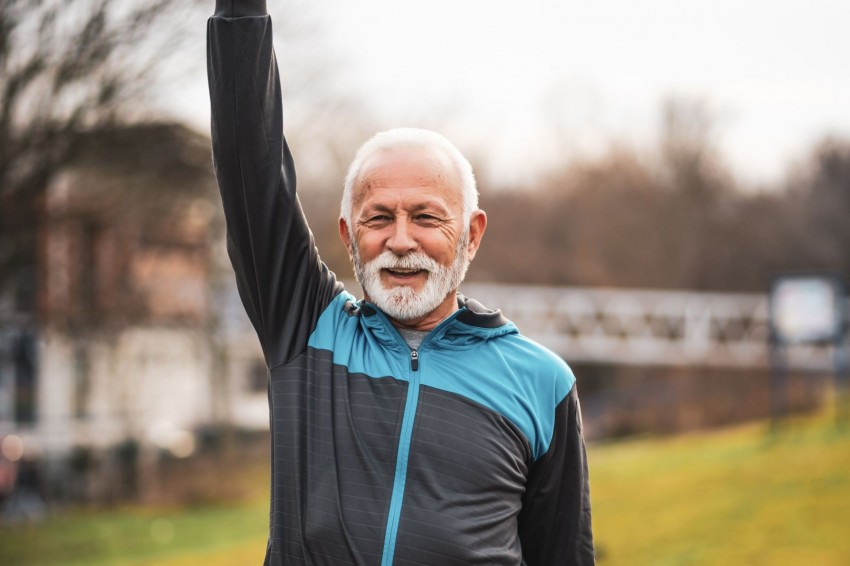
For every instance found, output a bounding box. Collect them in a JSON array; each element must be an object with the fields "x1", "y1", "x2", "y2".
[{"x1": 360, "y1": 200, "x2": 451, "y2": 216}]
